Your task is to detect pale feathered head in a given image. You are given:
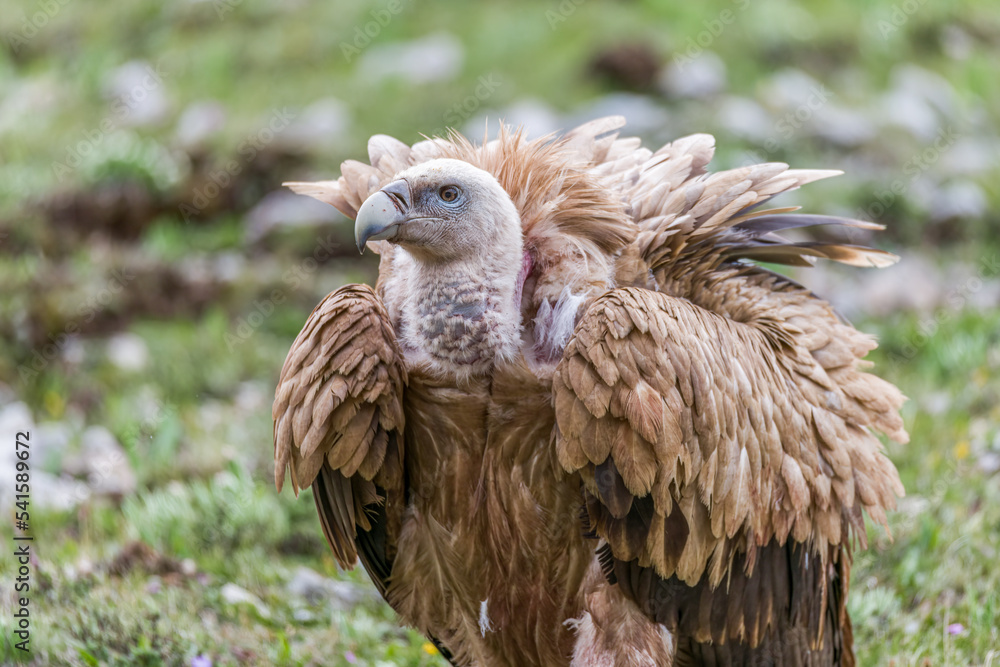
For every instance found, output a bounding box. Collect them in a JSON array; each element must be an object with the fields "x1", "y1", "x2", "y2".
[{"x1": 353, "y1": 158, "x2": 523, "y2": 263}]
